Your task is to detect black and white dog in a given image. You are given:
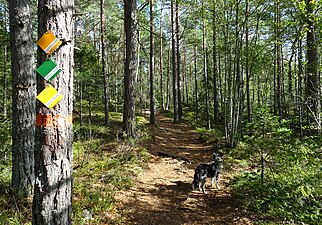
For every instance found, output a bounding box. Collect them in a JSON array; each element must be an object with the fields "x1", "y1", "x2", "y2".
[{"x1": 192, "y1": 152, "x2": 223, "y2": 194}]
